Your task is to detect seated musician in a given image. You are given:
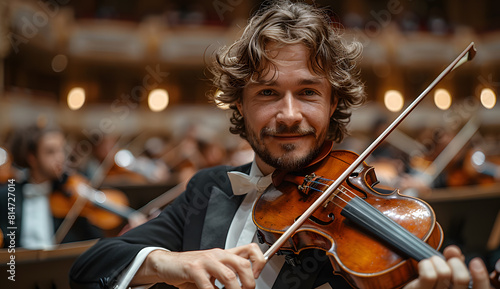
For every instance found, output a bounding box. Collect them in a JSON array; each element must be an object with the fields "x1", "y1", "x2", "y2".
[
  {"x1": 0, "y1": 125, "x2": 103, "y2": 249},
  {"x1": 70, "y1": 1, "x2": 494, "y2": 288}
]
